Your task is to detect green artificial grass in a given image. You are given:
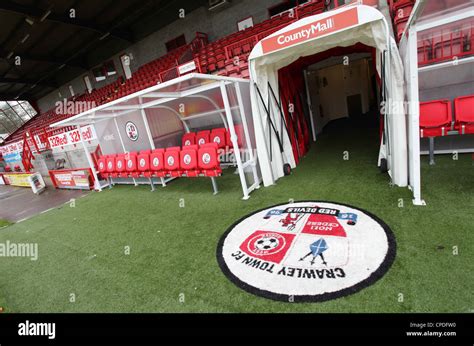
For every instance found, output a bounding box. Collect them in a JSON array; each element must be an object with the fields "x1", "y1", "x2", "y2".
[
  {"x1": 0, "y1": 124, "x2": 472, "y2": 313},
  {"x1": 0, "y1": 219, "x2": 12, "y2": 228}
]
